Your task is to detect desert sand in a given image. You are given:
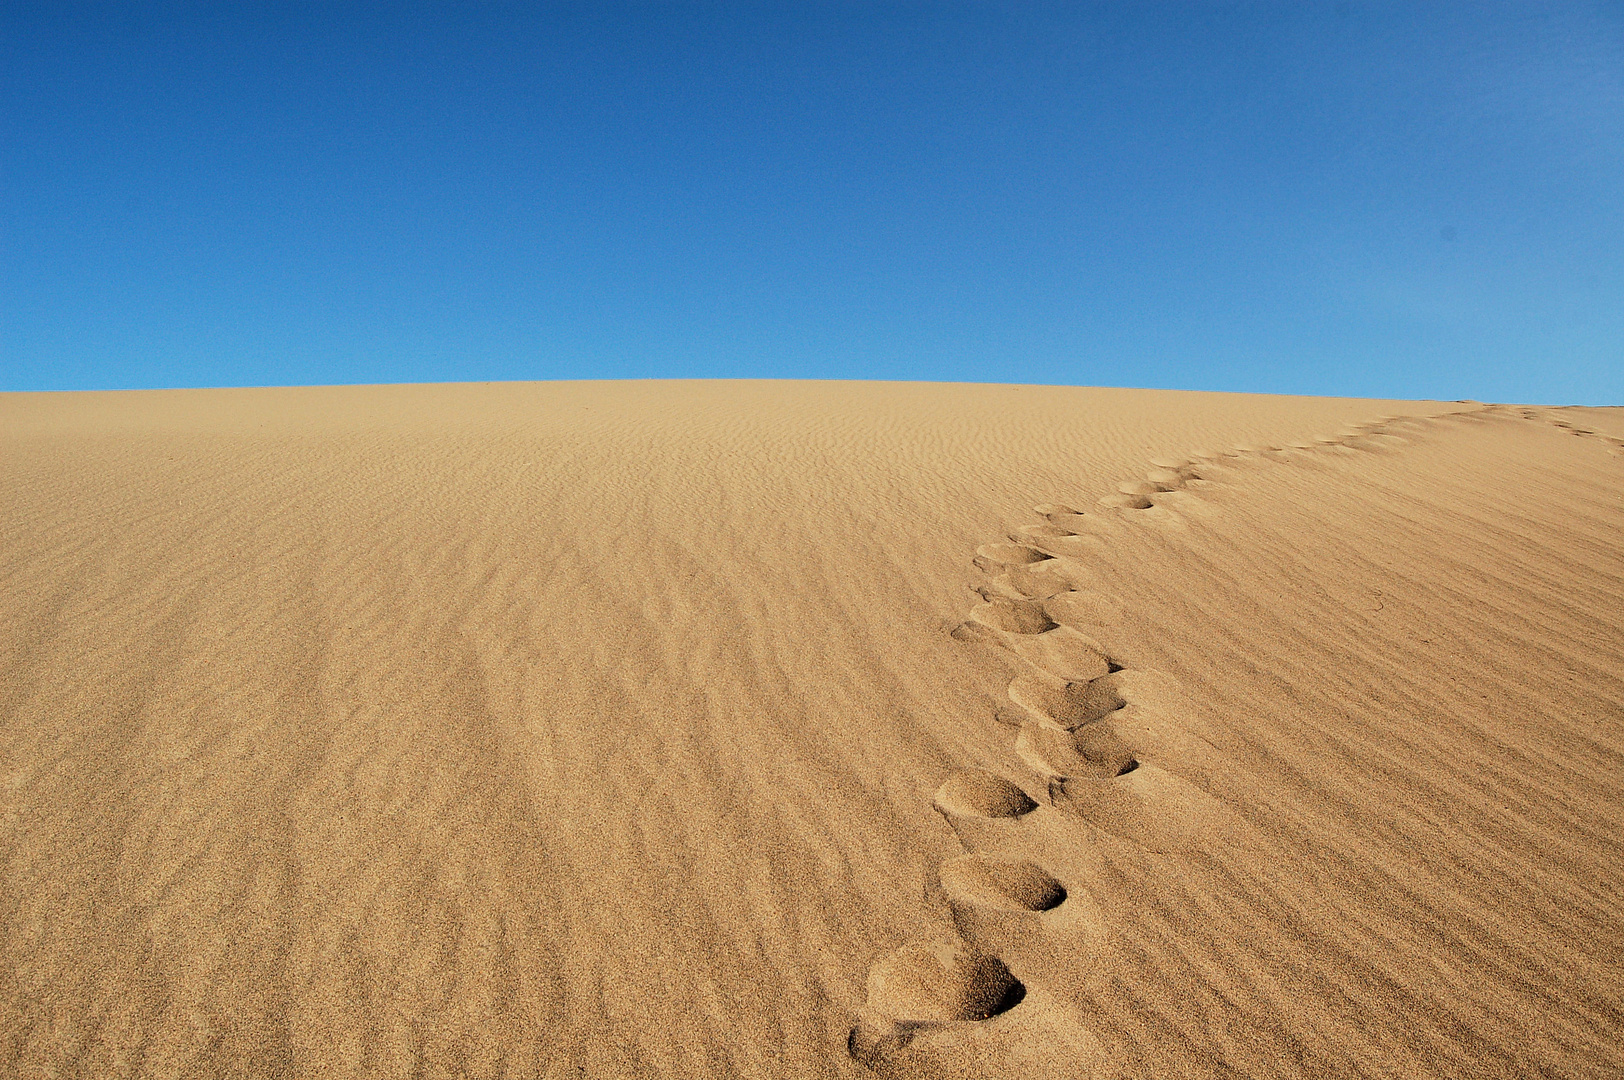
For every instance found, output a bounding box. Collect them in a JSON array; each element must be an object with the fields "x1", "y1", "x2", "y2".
[{"x1": 1, "y1": 380, "x2": 1620, "y2": 1079}]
